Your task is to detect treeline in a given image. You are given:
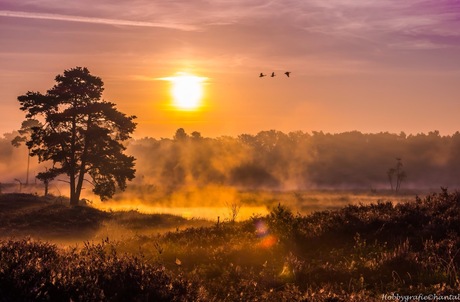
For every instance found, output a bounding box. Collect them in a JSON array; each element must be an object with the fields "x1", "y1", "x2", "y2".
[
  {"x1": 2, "y1": 129, "x2": 460, "y2": 191},
  {"x1": 128, "y1": 129, "x2": 460, "y2": 191}
]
